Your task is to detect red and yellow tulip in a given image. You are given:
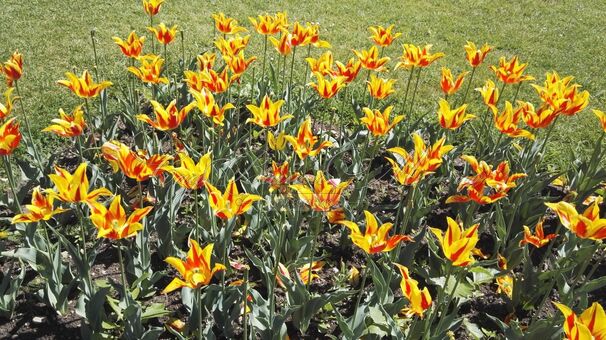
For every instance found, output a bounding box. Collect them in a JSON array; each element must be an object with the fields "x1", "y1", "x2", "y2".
[
  {"x1": 360, "y1": 106, "x2": 404, "y2": 137},
  {"x1": 440, "y1": 67, "x2": 468, "y2": 96},
  {"x1": 546, "y1": 197, "x2": 606, "y2": 240},
  {"x1": 47, "y1": 163, "x2": 112, "y2": 204},
  {"x1": 493, "y1": 101, "x2": 535, "y2": 140},
  {"x1": 197, "y1": 52, "x2": 216, "y2": 71},
  {"x1": 113, "y1": 31, "x2": 145, "y2": 58},
  {"x1": 205, "y1": 178, "x2": 262, "y2": 220},
  {"x1": 128, "y1": 54, "x2": 169, "y2": 84},
  {"x1": 89, "y1": 195, "x2": 152, "y2": 240},
  {"x1": 284, "y1": 118, "x2": 332, "y2": 160},
  {"x1": 162, "y1": 240, "x2": 226, "y2": 293},
  {"x1": 519, "y1": 218, "x2": 556, "y2": 248},
  {"x1": 430, "y1": 217, "x2": 480, "y2": 267},
  {"x1": 142, "y1": 0, "x2": 164, "y2": 16},
  {"x1": 353, "y1": 45, "x2": 390, "y2": 71},
  {"x1": 338, "y1": 211, "x2": 411, "y2": 254},
  {"x1": 394, "y1": 264, "x2": 432, "y2": 318},
  {"x1": 554, "y1": 302, "x2": 606, "y2": 340},
  {"x1": 42, "y1": 106, "x2": 86, "y2": 138},
  {"x1": 367, "y1": 74, "x2": 396, "y2": 100},
  {"x1": 136, "y1": 99, "x2": 196, "y2": 131},
  {"x1": 396, "y1": 44, "x2": 444, "y2": 69},
  {"x1": 101, "y1": 140, "x2": 173, "y2": 182},
  {"x1": 369, "y1": 25, "x2": 401, "y2": 47},
  {"x1": 249, "y1": 13, "x2": 288, "y2": 35},
  {"x1": 148, "y1": 23, "x2": 178, "y2": 45},
  {"x1": 437, "y1": 98, "x2": 475, "y2": 130},
  {"x1": 490, "y1": 56, "x2": 534, "y2": 84},
  {"x1": 476, "y1": 80, "x2": 499, "y2": 113},
  {"x1": 260, "y1": 161, "x2": 299, "y2": 194},
  {"x1": 309, "y1": 72, "x2": 346, "y2": 99},
  {"x1": 163, "y1": 152, "x2": 212, "y2": 190},
  {"x1": 214, "y1": 35, "x2": 250, "y2": 57},
  {"x1": 269, "y1": 33, "x2": 293, "y2": 56},
  {"x1": 12, "y1": 187, "x2": 68, "y2": 224},
  {"x1": 464, "y1": 41, "x2": 492, "y2": 68},
  {"x1": 57, "y1": 70, "x2": 112, "y2": 98},
  {"x1": 333, "y1": 58, "x2": 362, "y2": 83},
  {"x1": 267, "y1": 131, "x2": 288, "y2": 151},
  {"x1": 594, "y1": 109, "x2": 606, "y2": 132},
  {"x1": 0, "y1": 117, "x2": 21, "y2": 155},
  {"x1": 447, "y1": 155, "x2": 526, "y2": 205},
  {"x1": 212, "y1": 13, "x2": 247, "y2": 35},
  {"x1": 519, "y1": 101, "x2": 558, "y2": 129},
  {"x1": 532, "y1": 71, "x2": 589, "y2": 117},
  {"x1": 305, "y1": 51, "x2": 333, "y2": 76},
  {"x1": 246, "y1": 95, "x2": 292, "y2": 128},
  {"x1": 1, "y1": 51, "x2": 23, "y2": 87},
  {"x1": 290, "y1": 170, "x2": 350, "y2": 213},
  {"x1": 224, "y1": 51, "x2": 256, "y2": 81}
]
